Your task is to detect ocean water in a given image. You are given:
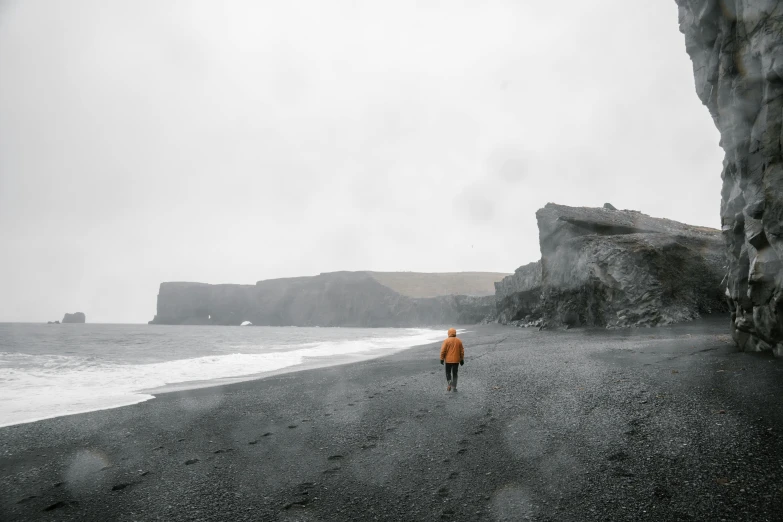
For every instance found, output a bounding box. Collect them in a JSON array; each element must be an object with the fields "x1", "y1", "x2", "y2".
[{"x1": 0, "y1": 323, "x2": 447, "y2": 428}]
